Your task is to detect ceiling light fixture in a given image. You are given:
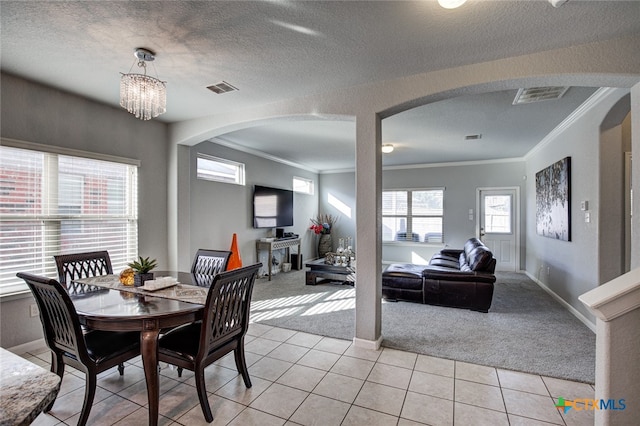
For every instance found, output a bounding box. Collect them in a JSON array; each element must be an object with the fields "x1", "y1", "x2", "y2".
[
  {"x1": 120, "y1": 48, "x2": 167, "y2": 120},
  {"x1": 382, "y1": 144, "x2": 394, "y2": 154},
  {"x1": 437, "y1": 0, "x2": 467, "y2": 9}
]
